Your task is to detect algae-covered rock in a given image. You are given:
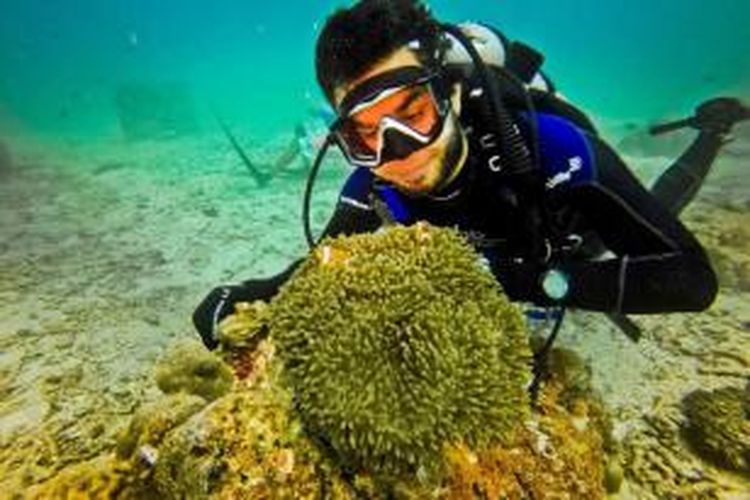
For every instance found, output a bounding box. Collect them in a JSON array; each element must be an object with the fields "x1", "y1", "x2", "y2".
[
  {"x1": 152, "y1": 377, "x2": 351, "y2": 498},
  {"x1": 269, "y1": 224, "x2": 532, "y2": 476},
  {"x1": 154, "y1": 339, "x2": 234, "y2": 401},
  {"x1": 218, "y1": 299, "x2": 270, "y2": 350},
  {"x1": 115, "y1": 392, "x2": 208, "y2": 461},
  {"x1": 682, "y1": 385, "x2": 750, "y2": 472},
  {"x1": 25, "y1": 455, "x2": 152, "y2": 500},
  {"x1": 441, "y1": 375, "x2": 608, "y2": 499},
  {"x1": 539, "y1": 347, "x2": 617, "y2": 453}
]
